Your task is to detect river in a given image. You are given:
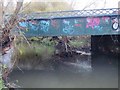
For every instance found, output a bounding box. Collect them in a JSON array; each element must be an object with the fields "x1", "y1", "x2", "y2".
[{"x1": 9, "y1": 54, "x2": 118, "y2": 88}]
